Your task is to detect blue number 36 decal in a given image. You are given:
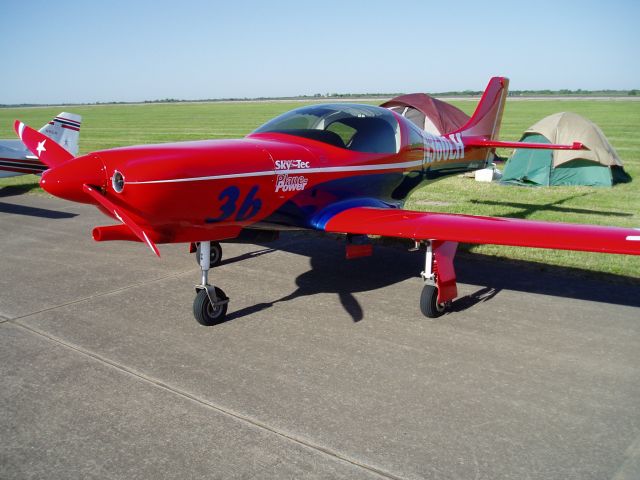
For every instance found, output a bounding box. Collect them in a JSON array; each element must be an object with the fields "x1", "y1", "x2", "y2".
[{"x1": 205, "y1": 186, "x2": 262, "y2": 223}]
